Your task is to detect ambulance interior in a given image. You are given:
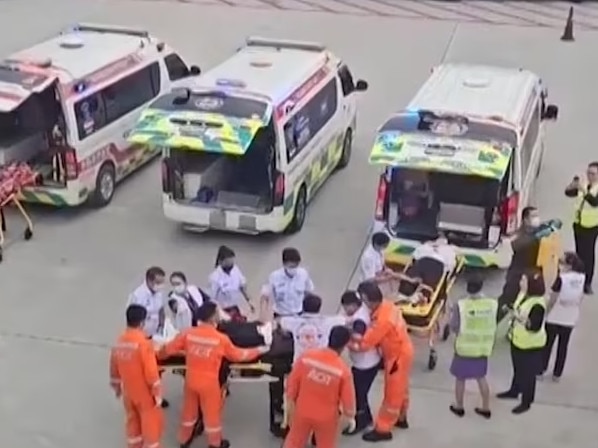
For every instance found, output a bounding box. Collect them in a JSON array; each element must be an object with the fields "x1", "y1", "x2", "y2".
[
  {"x1": 167, "y1": 119, "x2": 277, "y2": 213},
  {"x1": 0, "y1": 81, "x2": 69, "y2": 187},
  {"x1": 387, "y1": 167, "x2": 508, "y2": 249}
]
